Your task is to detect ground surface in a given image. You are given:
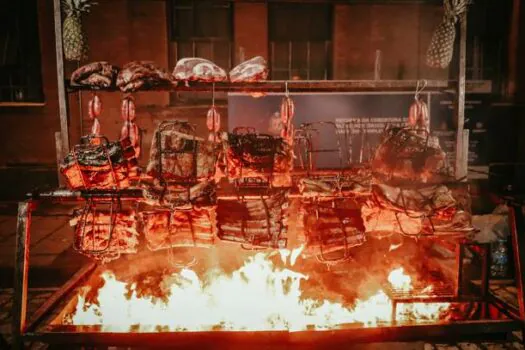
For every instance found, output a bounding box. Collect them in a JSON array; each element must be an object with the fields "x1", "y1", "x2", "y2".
[{"x1": 0, "y1": 201, "x2": 523, "y2": 349}]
